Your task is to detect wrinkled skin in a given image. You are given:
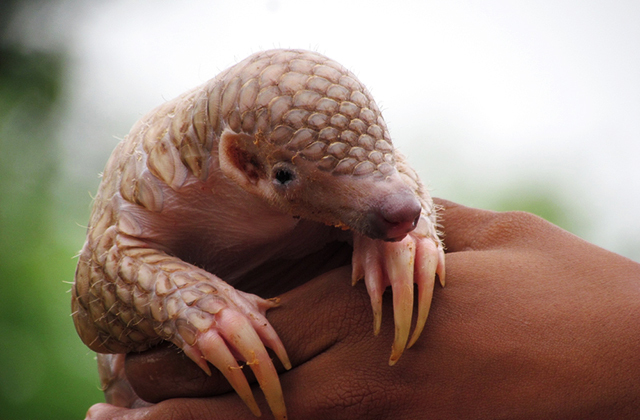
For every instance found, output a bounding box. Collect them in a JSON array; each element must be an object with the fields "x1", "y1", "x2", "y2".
[{"x1": 86, "y1": 199, "x2": 640, "y2": 420}]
